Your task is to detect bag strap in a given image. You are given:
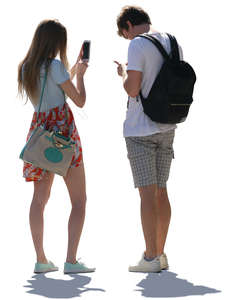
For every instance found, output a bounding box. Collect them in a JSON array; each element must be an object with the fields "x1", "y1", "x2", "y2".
[
  {"x1": 137, "y1": 33, "x2": 170, "y2": 102},
  {"x1": 36, "y1": 70, "x2": 48, "y2": 124},
  {"x1": 36, "y1": 68, "x2": 69, "y2": 127},
  {"x1": 138, "y1": 33, "x2": 170, "y2": 60}
]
